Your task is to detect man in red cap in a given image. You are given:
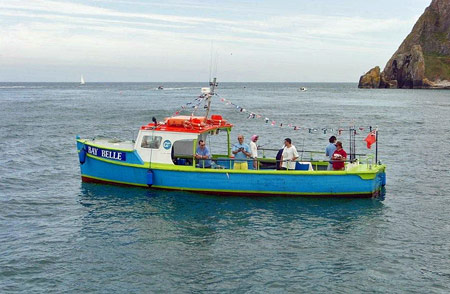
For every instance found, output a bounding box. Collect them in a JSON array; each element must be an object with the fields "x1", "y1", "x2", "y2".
[{"x1": 332, "y1": 141, "x2": 347, "y2": 171}]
